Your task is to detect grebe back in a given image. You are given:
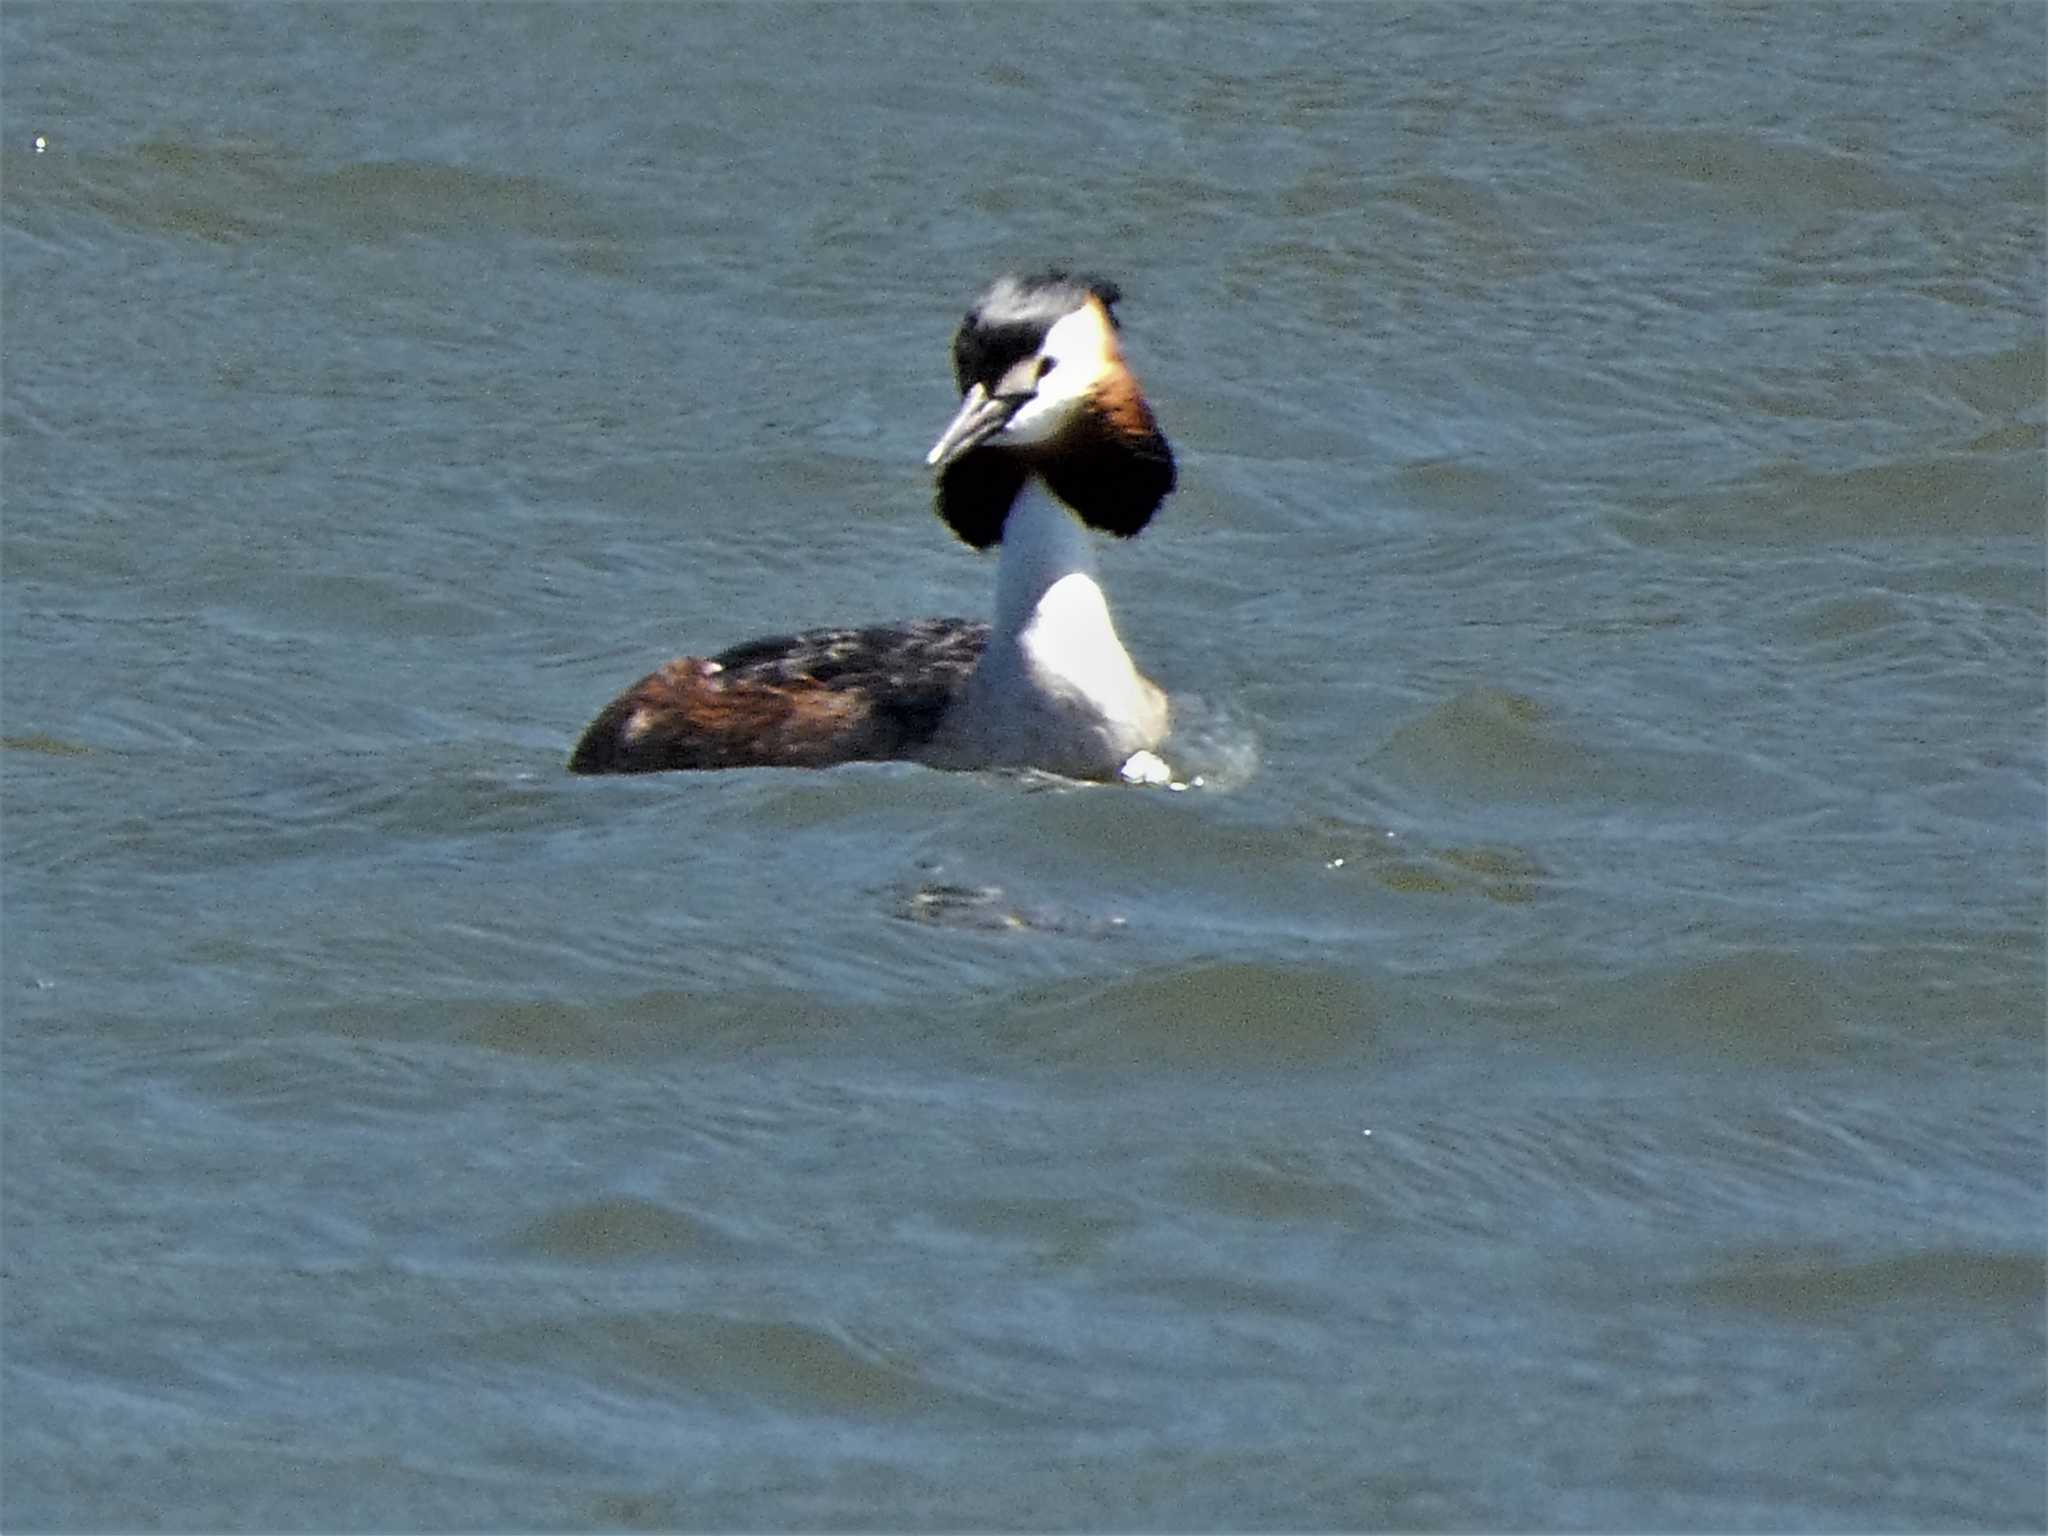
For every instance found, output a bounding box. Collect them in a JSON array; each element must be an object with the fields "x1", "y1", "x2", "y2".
[{"x1": 568, "y1": 271, "x2": 1177, "y2": 781}]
